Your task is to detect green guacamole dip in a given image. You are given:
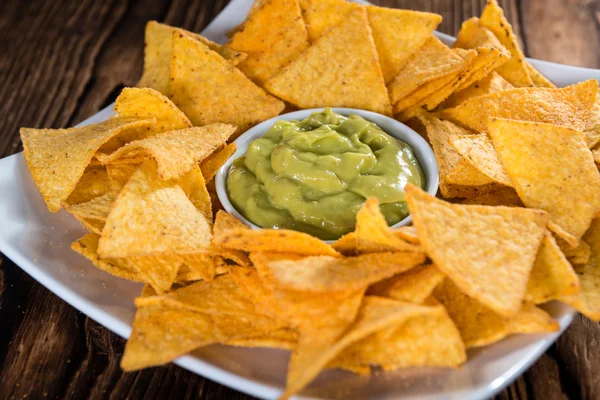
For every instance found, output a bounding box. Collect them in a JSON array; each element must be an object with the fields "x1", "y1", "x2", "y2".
[{"x1": 227, "y1": 108, "x2": 425, "y2": 240}]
